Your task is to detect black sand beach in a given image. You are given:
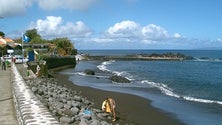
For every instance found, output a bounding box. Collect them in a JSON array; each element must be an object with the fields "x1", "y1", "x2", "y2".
[{"x1": 55, "y1": 73, "x2": 185, "y2": 125}]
